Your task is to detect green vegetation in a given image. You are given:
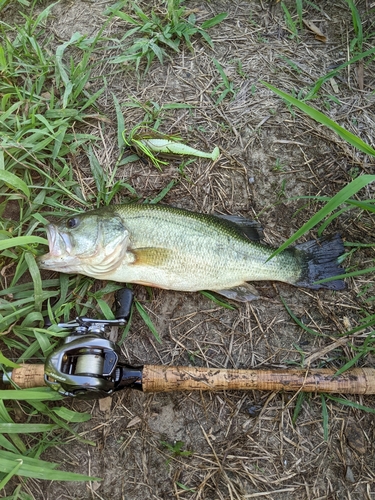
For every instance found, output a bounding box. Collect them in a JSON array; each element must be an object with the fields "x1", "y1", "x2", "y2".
[
  {"x1": 105, "y1": 0, "x2": 227, "y2": 73},
  {"x1": 211, "y1": 58, "x2": 237, "y2": 104},
  {"x1": 0, "y1": 2, "x2": 119, "y2": 488},
  {"x1": 161, "y1": 440, "x2": 193, "y2": 460}
]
